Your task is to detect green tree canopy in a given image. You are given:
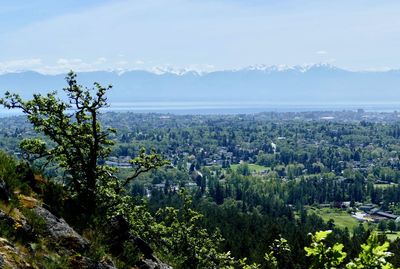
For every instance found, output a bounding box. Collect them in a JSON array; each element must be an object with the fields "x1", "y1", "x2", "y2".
[{"x1": 0, "y1": 71, "x2": 167, "y2": 215}]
